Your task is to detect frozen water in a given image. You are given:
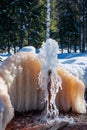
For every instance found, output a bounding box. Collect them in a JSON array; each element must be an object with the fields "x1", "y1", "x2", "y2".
[
  {"x1": 38, "y1": 38, "x2": 60, "y2": 71},
  {"x1": 46, "y1": 0, "x2": 51, "y2": 39},
  {"x1": 38, "y1": 38, "x2": 62, "y2": 120}
]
